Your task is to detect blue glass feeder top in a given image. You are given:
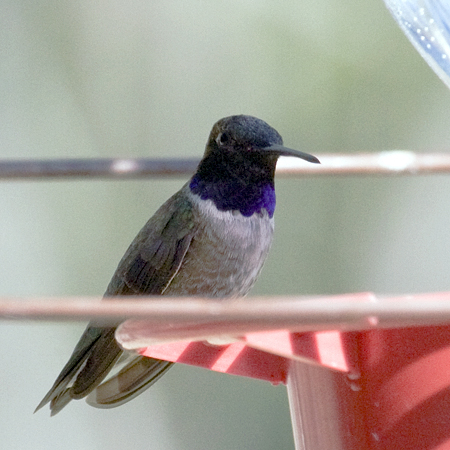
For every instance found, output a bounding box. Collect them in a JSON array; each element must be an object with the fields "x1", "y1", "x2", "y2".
[{"x1": 385, "y1": 0, "x2": 450, "y2": 89}]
